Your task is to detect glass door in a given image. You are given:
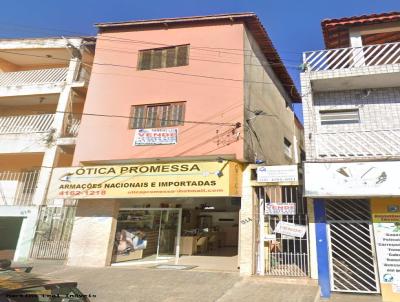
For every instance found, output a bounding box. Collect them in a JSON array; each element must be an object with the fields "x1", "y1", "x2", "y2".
[
  {"x1": 157, "y1": 209, "x2": 181, "y2": 259},
  {"x1": 113, "y1": 208, "x2": 181, "y2": 264}
]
